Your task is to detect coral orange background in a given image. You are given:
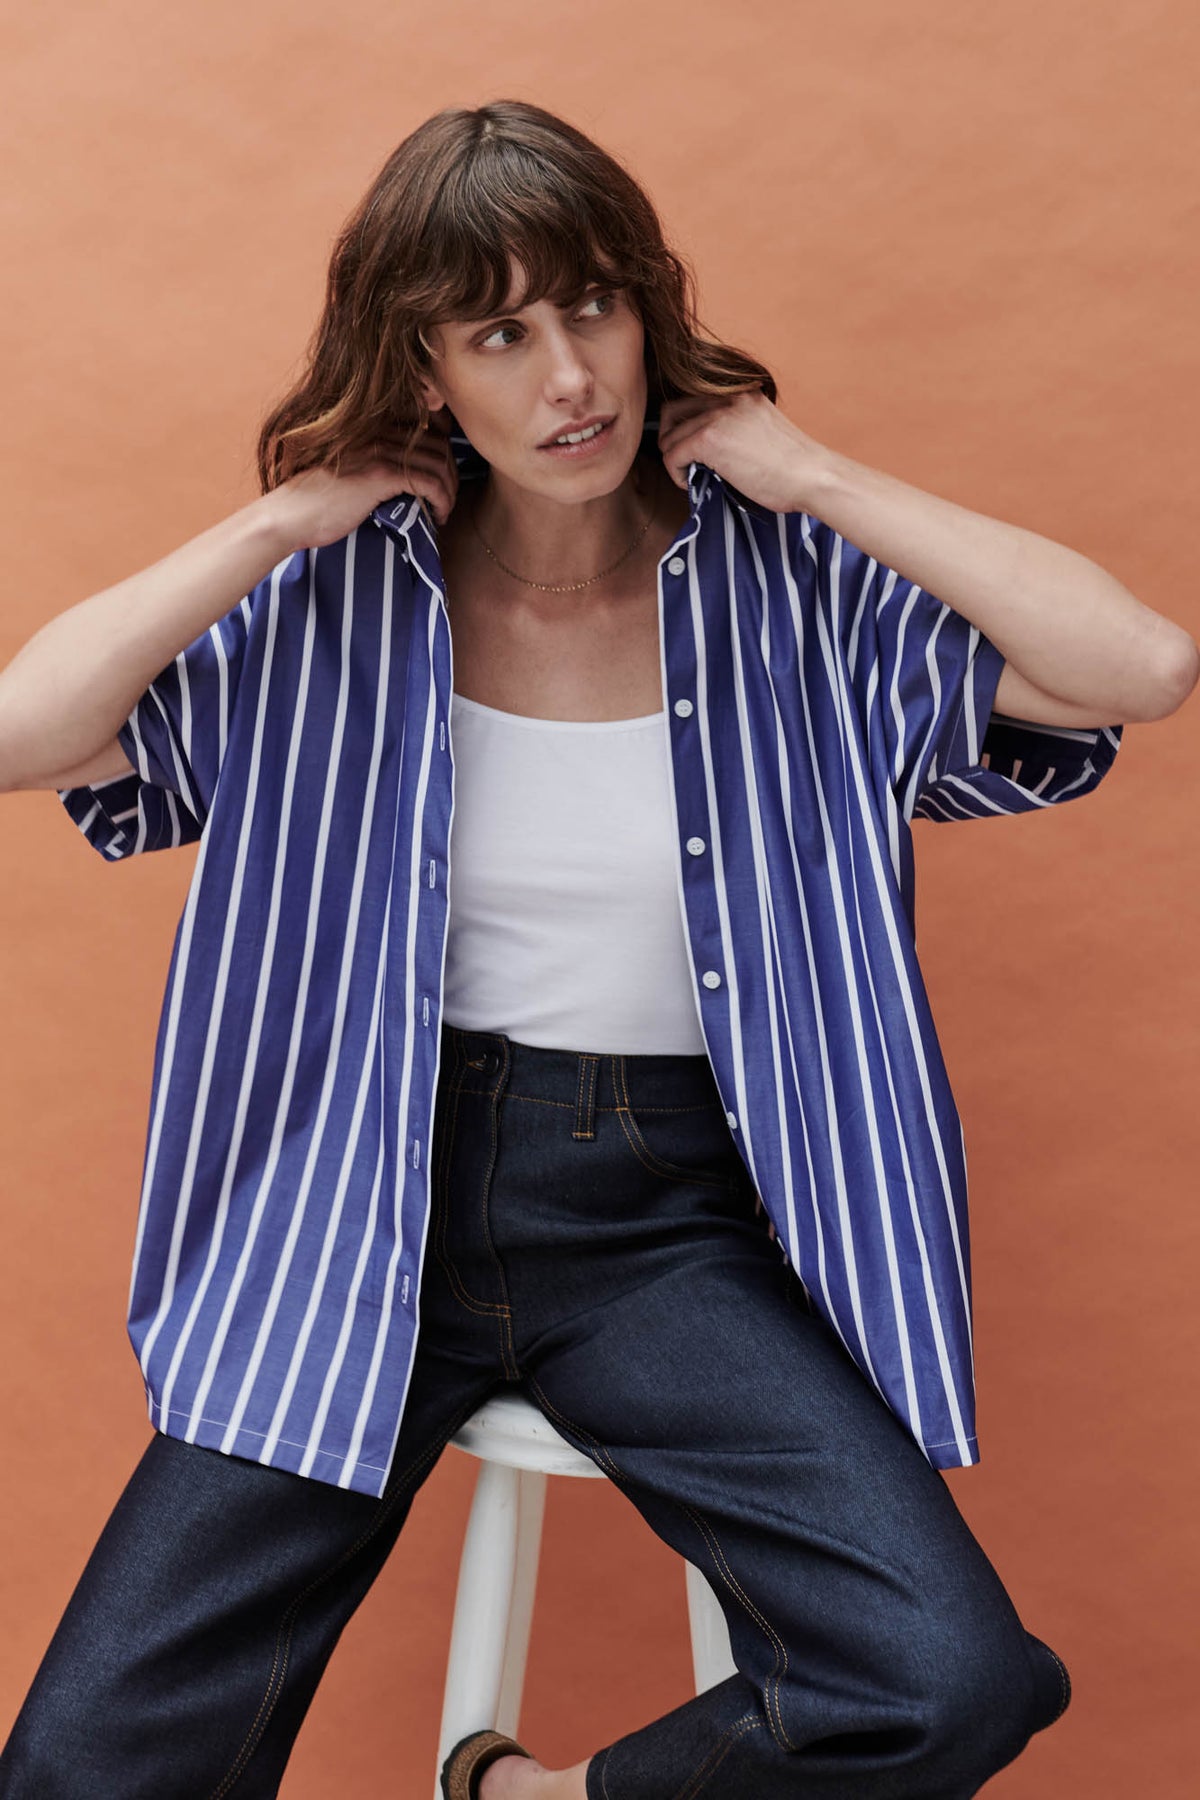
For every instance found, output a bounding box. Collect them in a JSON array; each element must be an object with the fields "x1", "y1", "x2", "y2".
[{"x1": 1, "y1": 4, "x2": 1197, "y2": 1796}]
